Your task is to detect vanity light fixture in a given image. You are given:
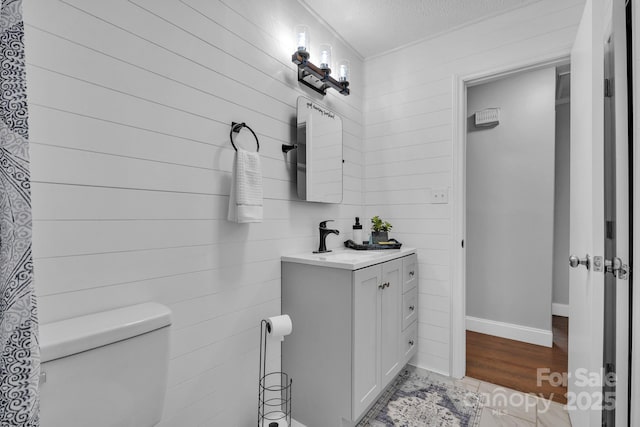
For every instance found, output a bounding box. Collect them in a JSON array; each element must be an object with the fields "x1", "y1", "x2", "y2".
[{"x1": 291, "y1": 27, "x2": 350, "y2": 96}]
